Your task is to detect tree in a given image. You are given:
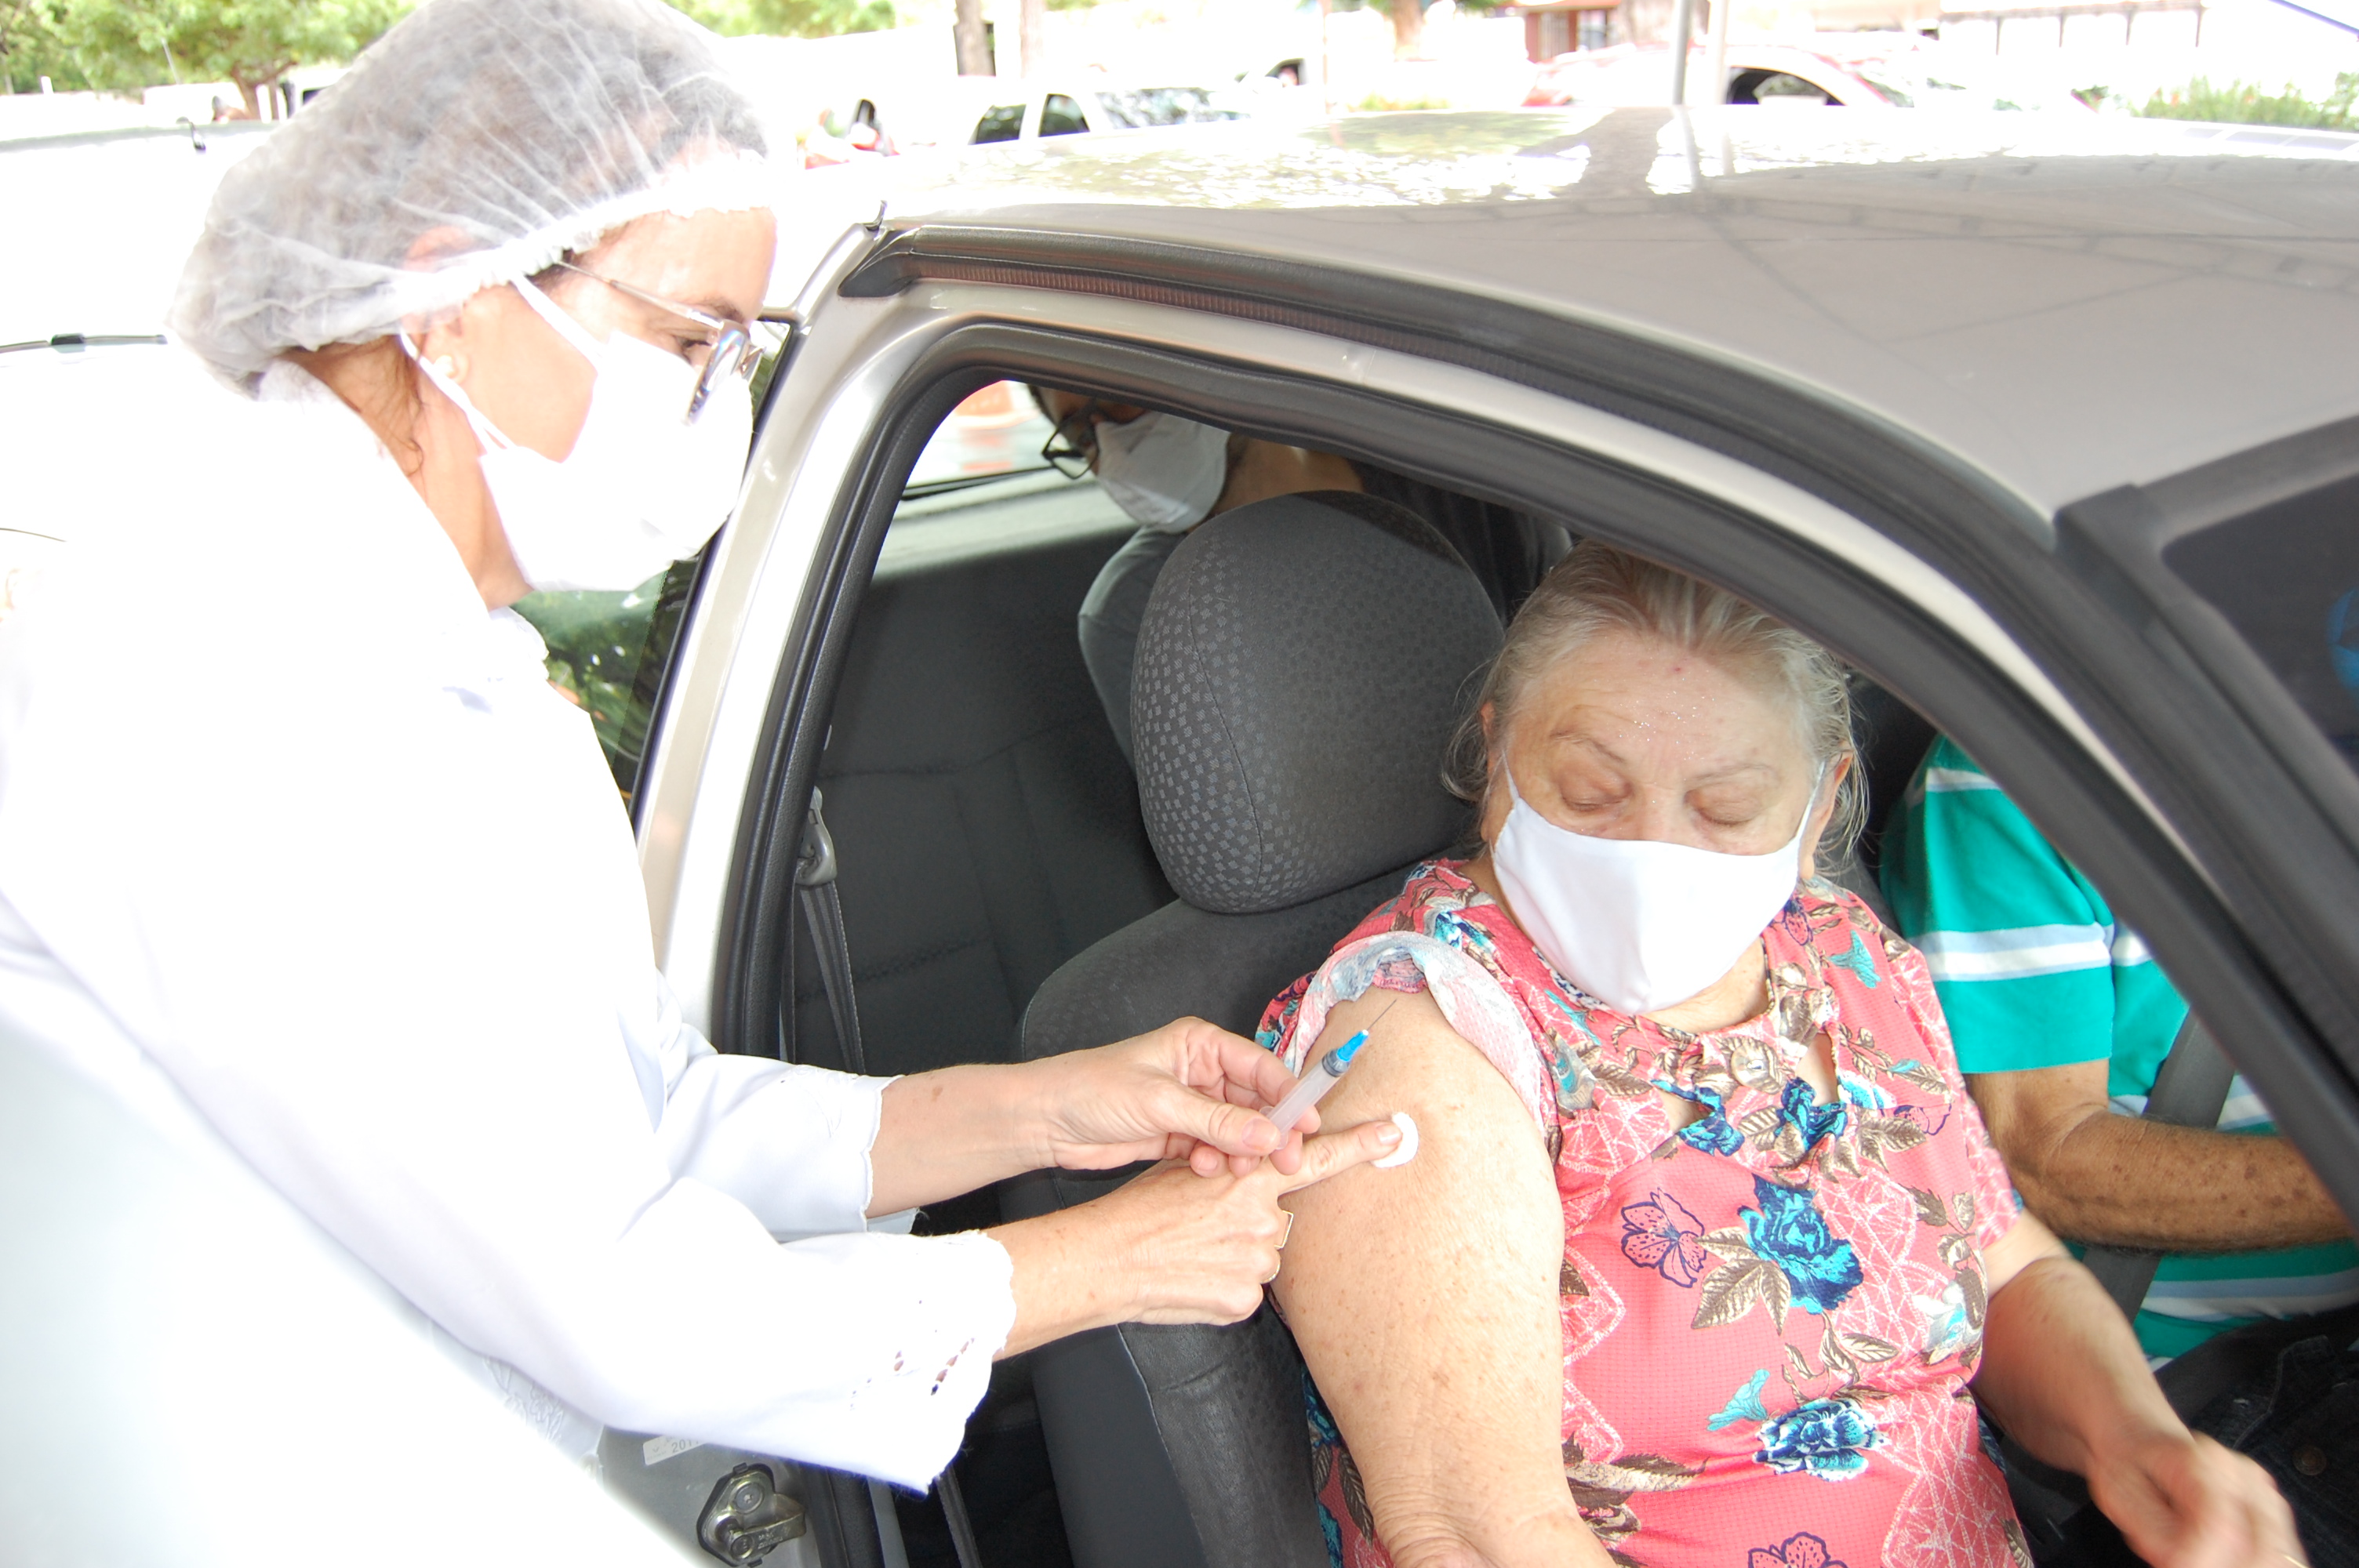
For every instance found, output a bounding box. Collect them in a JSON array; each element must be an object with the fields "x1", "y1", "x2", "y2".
[
  {"x1": 1369, "y1": 0, "x2": 1425, "y2": 60},
  {"x1": 674, "y1": 0, "x2": 896, "y2": 39},
  {"x1": 951, "y1": 0, "x2": 989, "y2": 74},
  {"x1": 35, "y1": 0, "x2": 409, "y2": 111},
  {"x1": 2135, "y1": 72, "x2": 2358, "y2": 129}
]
